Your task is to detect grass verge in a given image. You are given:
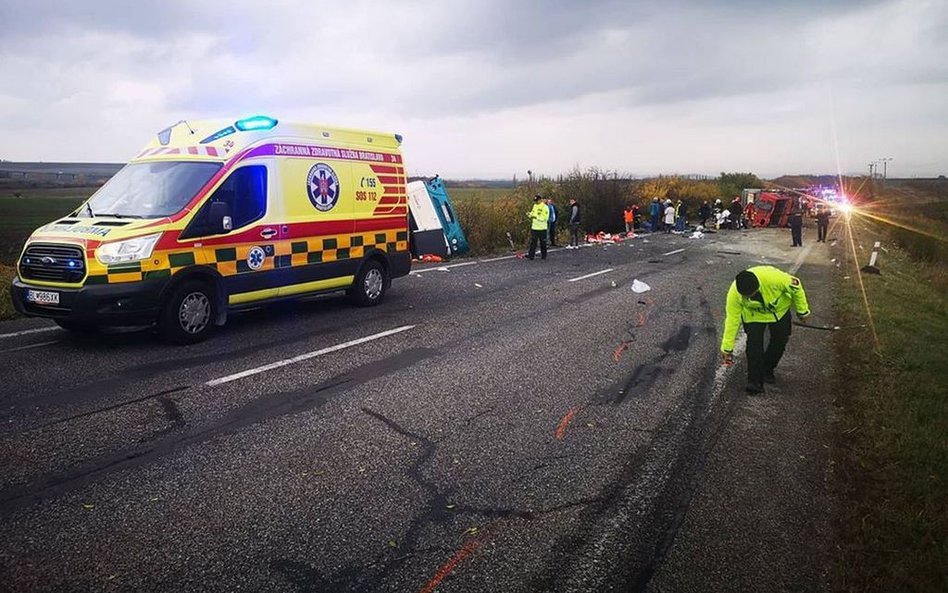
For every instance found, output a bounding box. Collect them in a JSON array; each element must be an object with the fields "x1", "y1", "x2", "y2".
[
  {"x1": 0, "y1": 263, "x2": 17, "y2": 321},
  {"x1": 831, "y1": 217, "x2": 948, "y2": 592}
]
